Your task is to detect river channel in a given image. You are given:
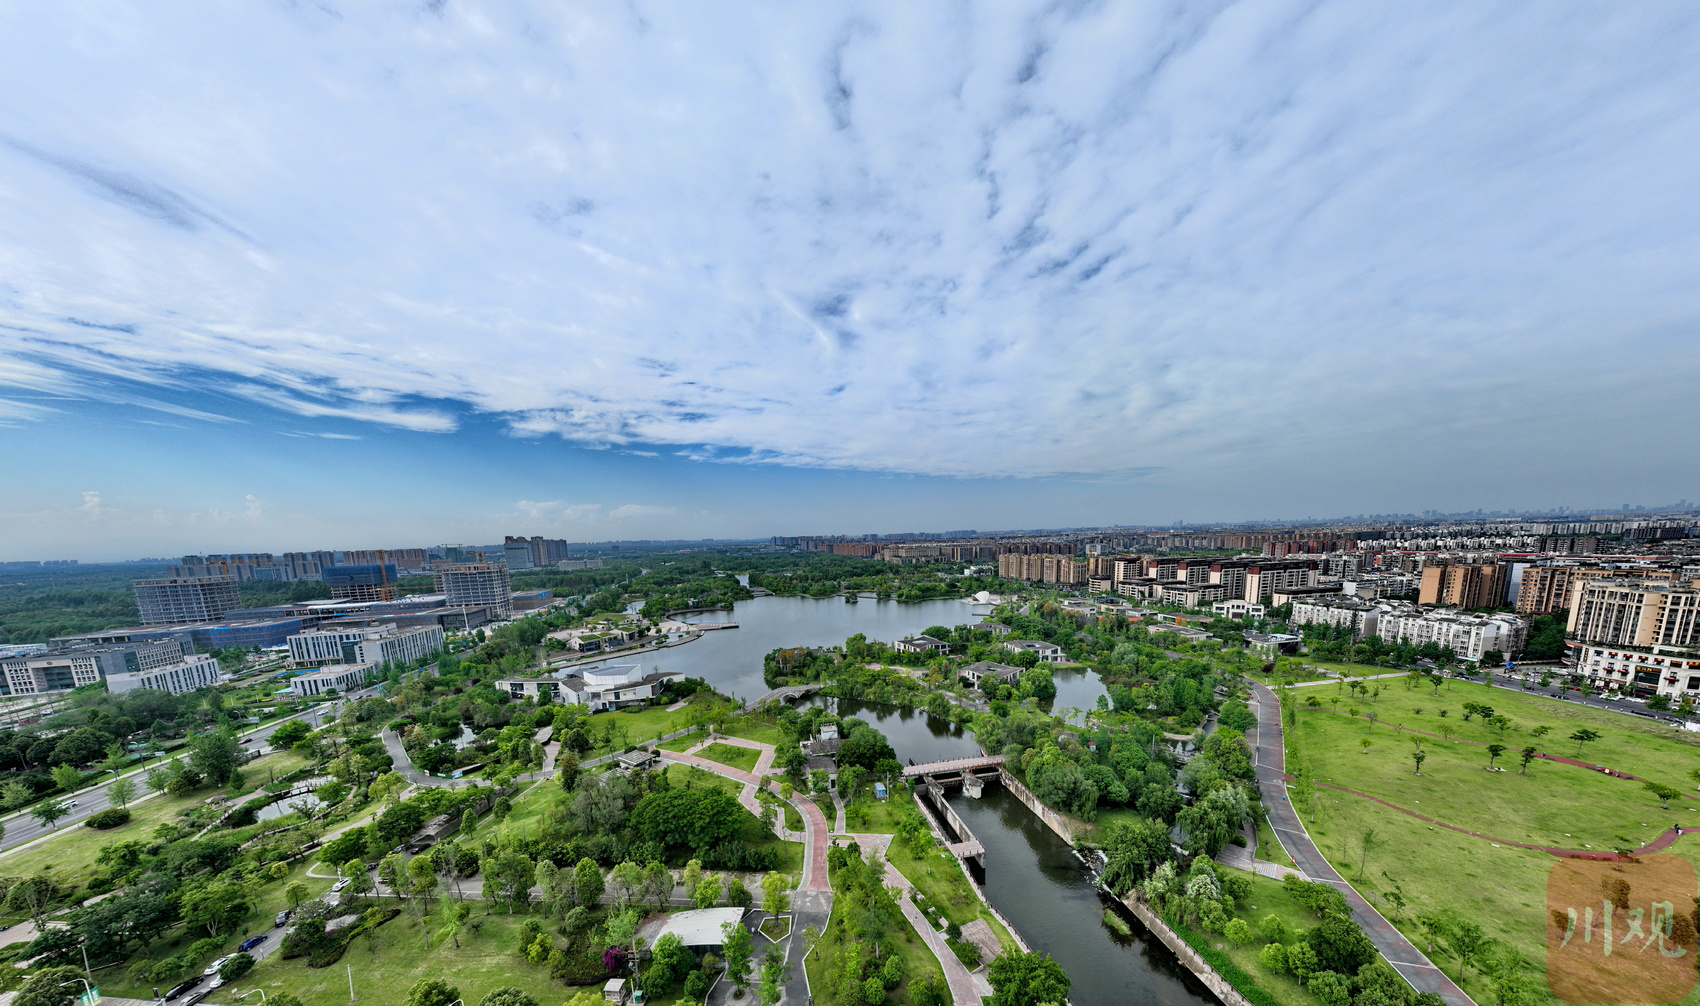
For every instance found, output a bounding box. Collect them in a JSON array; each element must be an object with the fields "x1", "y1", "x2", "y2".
[{"x1": 625, "y1": 594, "x2": 1215, "y2": 1006}]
